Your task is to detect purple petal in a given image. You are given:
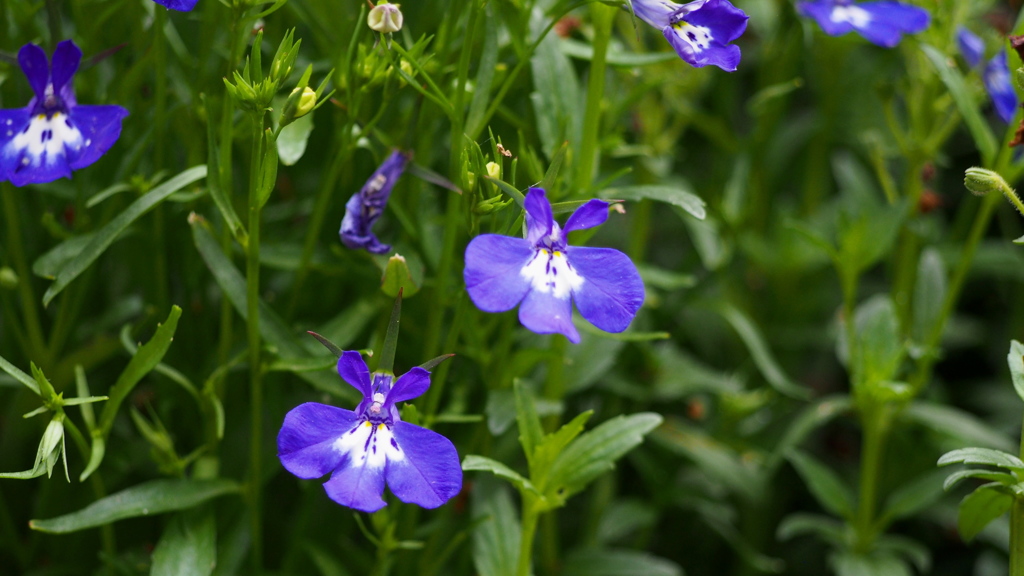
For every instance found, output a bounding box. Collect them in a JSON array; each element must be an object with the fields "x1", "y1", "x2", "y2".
[
  {"x1": 796, "y1": 1, "x2": 855, "y2": 37},
  {"x1": 64, "y1": 105, "x2": 128, "y2": 170},
  {"x1": 683, "y1": 0, "x2": 749, "y2": 45},
  {"x1": 985, "y1": 51, "x2": 1019, "y2": 124},
  {"x1": 464, "y1": 234, "x2": 534, "y2": 312},
  {"x1": 631, "y1": 0, "x2": 678, "y2": 29},
  {"x1": 524, "y1": 188, "x2": 554, "y2": 244},
  {"x1": 567, "y1": 246, "x2": 645, "y2": 333},
  {"x1": 664, "y1": 28, "x2": 742, "y2": 71},
  {"x1": 337, "y1": 351, "x2": 372, "y2": 397},
  {"x1": 564, "y1": 199, "x2": 609, "y2": 233},
  {"x1": 518, "y1": 287, "x2": 580, "y2": 343},
  {"x1": 386, "y1": 367, "x2": 431, "y2": 404},
  {"x1": 339, "y1": 150, "x2": 410, "y2": 254},
  {"x1": 49, "y1": 41, "x2": 81, "y2": 97},
  {"x1": 859, "y1": 2, "x2": 929, "y2": 34},
  {"x1": 323, "y1": 453, "x2": 387, "y2": 512},
  {"x1": 18, "y1": 44, "x2": 49, "y2": 101},
  {"x1": 153, "y1": 0, "x2": 200, "y2": 10},
  {"x1": 385, "y1": 422, "x2": 462, "y2": 509},
  {"x1": 277, "y1": 402, "x2": 359, "y2": 479},
  {"x1": 957, "y1": 27, "x2": 984, "y2": 68},
  {"x1": 0, "y1": 109, "x2": 31, "y2": 184}
]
